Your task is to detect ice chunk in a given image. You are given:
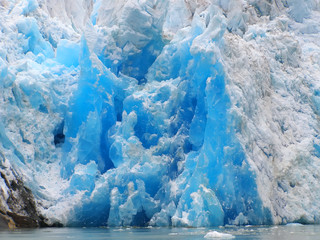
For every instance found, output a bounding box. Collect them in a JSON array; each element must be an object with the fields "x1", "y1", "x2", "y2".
[
  {"x1": 16, "y1": 17, "x2": 54, "y2": 58},
  {"x1": 204, "y1": 231, "x2": 235, "y2": 239}
]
